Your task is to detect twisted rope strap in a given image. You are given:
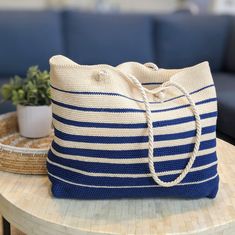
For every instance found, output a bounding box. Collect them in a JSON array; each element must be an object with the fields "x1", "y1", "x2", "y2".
[{"x1": 127, "y1": 75, "x2": 202, "y2": 187}]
